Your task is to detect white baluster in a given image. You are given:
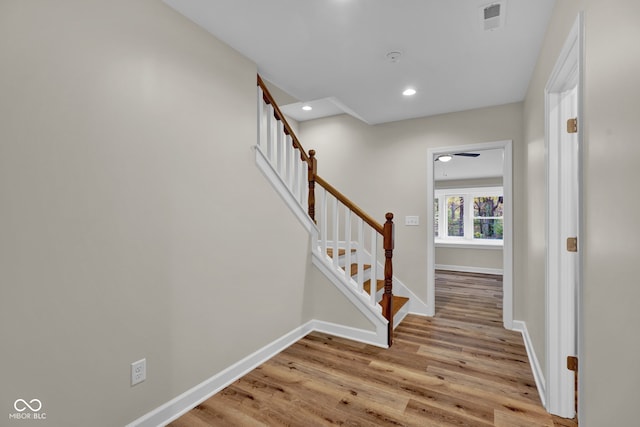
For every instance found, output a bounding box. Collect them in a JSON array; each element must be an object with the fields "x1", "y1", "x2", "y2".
[
  {"x1": 332, "y1": 198, "x2": 339, "y2": 269},
  {"x1": 257, "y1": 87, "x2": 264, "y2": 150},
  {"x1": 345, "y1": 209, "x2": 352, "y2": 283},
  {"x1": 266, "y1": 104, "x2": 274, "y2": 163},
  {"x1": 292, "y1": 151, "x2": 300, "y2": 202},
  {"x1": 302, "y1": 160, "x2": 308, "y2": 210},
  {"x1": 286, "y1": 135, "x2": 293, "y2": 190},
  {"x1": 370, "y1": 228, "x2": 378, "y2": 307},
  {"x1": 276, "y1": 120, "x2": 284, "y2": 175},
  {"x1": 320, "y1": 188, "x2": 328, "y2": 257},
  {"x1": 357, "y1": 217, "x2": 364, "y2": 292}
]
